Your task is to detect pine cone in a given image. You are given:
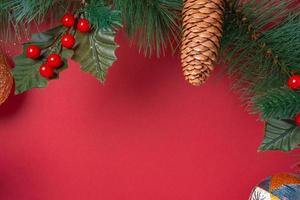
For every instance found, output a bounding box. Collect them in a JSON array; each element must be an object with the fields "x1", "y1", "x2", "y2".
[
  {"x1": 0, "y1": 53, "x2": 13, "y2": 105},
  {"x1": 181, "y1": 0, "x2": 224, "y2": 86}
]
